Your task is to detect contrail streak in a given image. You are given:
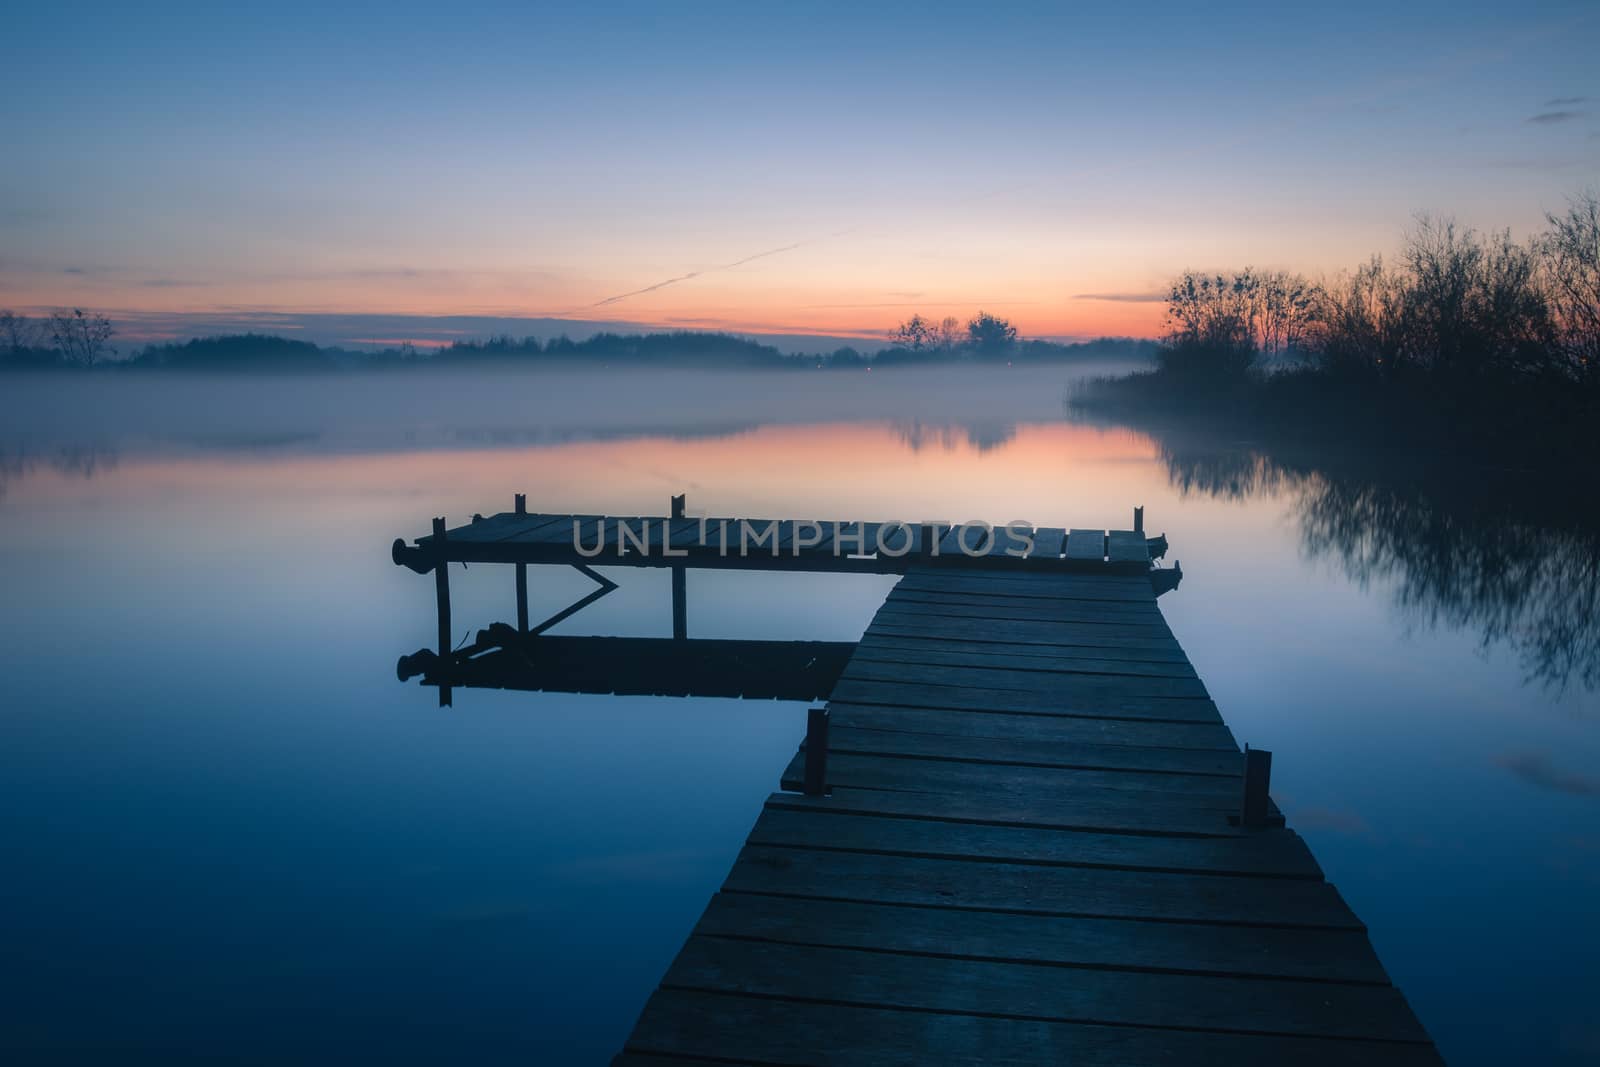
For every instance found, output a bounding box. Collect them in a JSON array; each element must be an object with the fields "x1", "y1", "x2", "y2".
[{"x1": 587, "y1": 241, "x2": 807, "y2": 308}]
